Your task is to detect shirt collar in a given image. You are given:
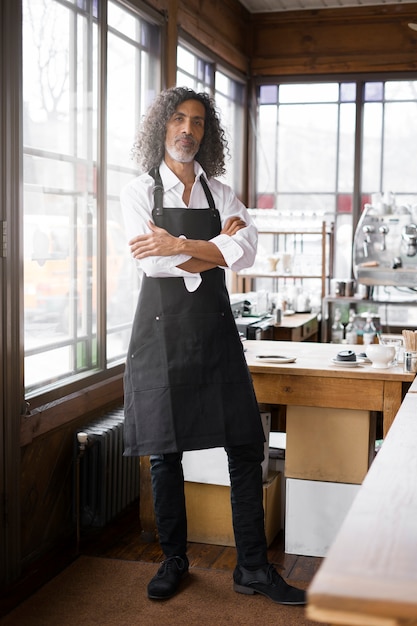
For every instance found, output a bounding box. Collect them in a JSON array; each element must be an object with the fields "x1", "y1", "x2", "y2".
[{"x1": 159, "y1": 160, "x2": 207, "y2": 192}]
